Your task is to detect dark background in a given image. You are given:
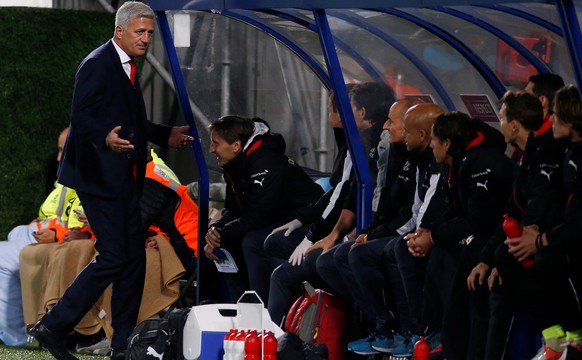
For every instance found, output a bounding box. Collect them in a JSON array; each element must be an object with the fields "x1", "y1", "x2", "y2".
[{"x1": 0, "y1": 8, "x2": 114, "y2": 239}]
